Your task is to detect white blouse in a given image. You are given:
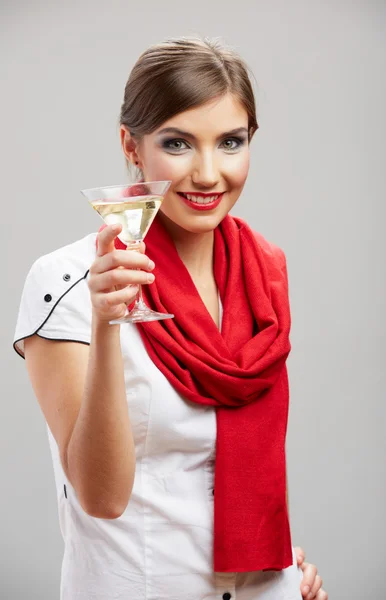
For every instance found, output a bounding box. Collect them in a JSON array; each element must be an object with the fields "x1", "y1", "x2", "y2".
[{"x1": 14, "y1": 233, "x2": 303, "y2": 600}]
